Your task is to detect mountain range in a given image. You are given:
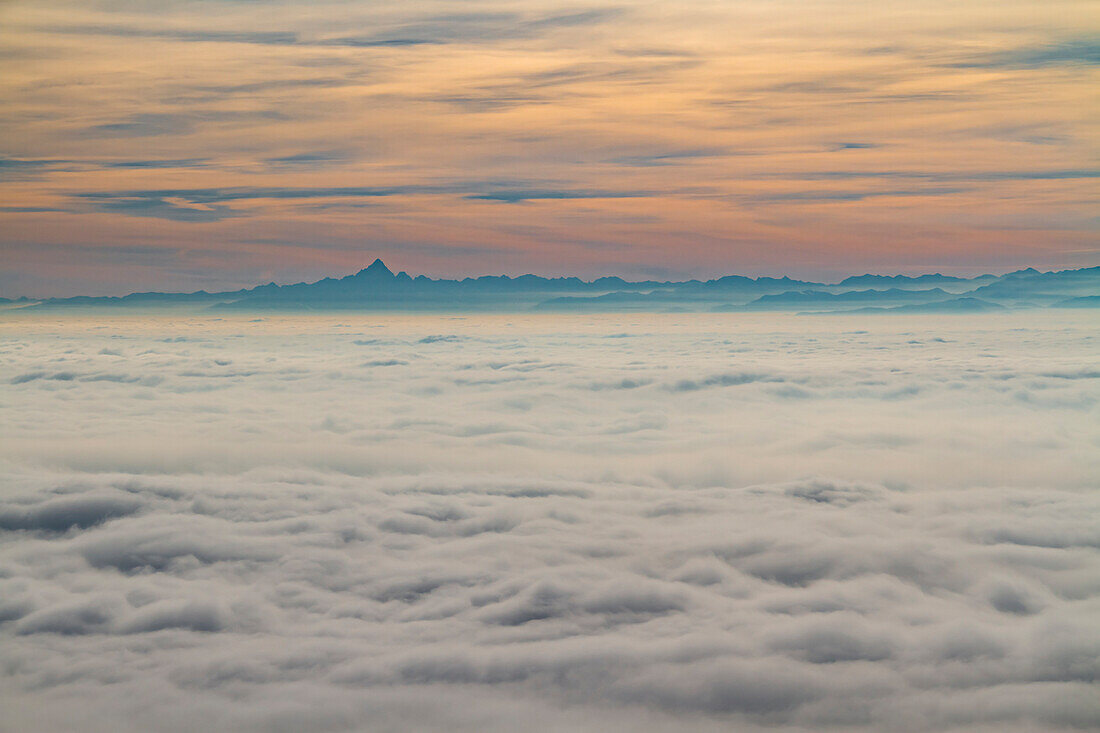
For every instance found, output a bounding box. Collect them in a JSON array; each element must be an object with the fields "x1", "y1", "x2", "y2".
[{"x1": 4, "y1": 260, "x2": 1098, "y2": 314}]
